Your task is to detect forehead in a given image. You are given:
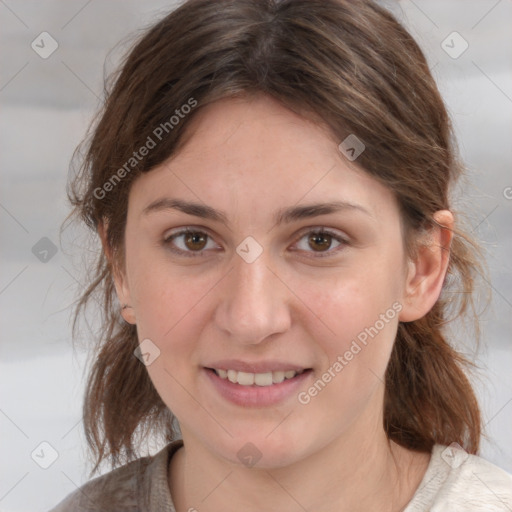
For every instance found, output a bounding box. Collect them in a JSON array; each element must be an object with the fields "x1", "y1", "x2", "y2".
[
  {"x1": 176, "y1": 94, "x2": 338, "y2": 167},
  {"x1": 128, "y1": 94, "x2": 399, "y2": 225}
]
